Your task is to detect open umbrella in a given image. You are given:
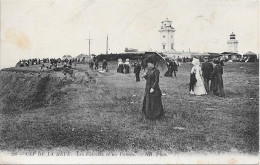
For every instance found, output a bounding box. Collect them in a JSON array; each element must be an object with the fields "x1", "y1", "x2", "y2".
[{"x1": 141, "y1": 52, "x2": 167, "y2": 73}]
